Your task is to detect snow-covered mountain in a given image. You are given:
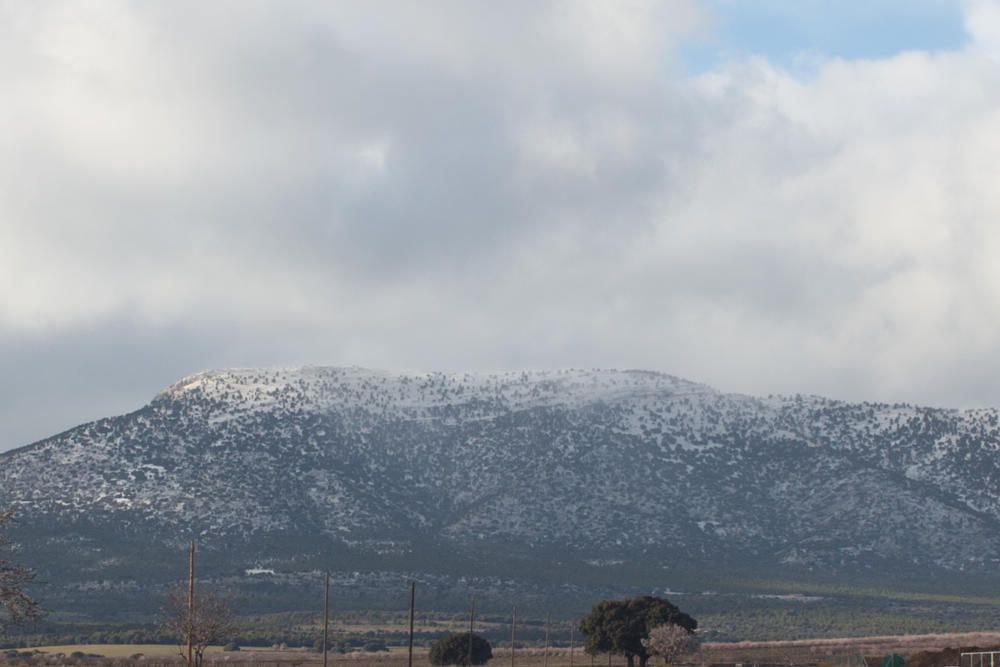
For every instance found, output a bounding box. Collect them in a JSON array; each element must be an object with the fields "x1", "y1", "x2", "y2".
[{"x1": 3, "y1": 367, "x2": 1000, "y2": 616}]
